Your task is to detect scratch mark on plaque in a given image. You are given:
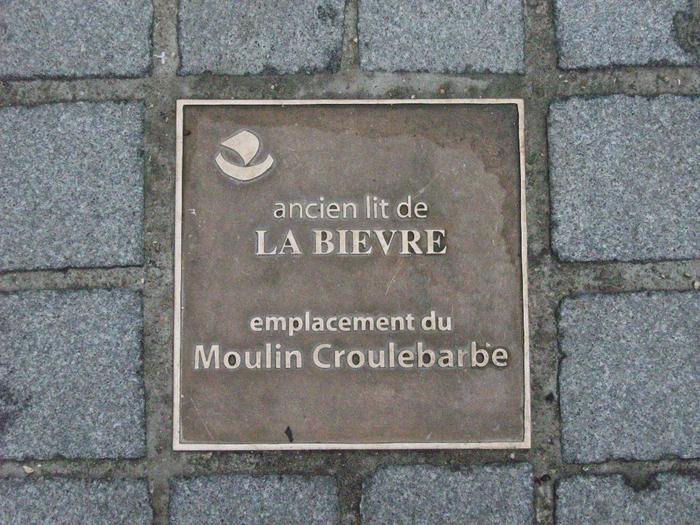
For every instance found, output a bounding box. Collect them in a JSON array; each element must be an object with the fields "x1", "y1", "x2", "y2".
[
  {"x1": 191, "y1": 397, "x2": 214, "y2": 440},
  {"x1": 414, "y1": 172, "x2": 442, "y2": 197},
  {"x1": 451, "y1": 304, "x2": 456, "y2": 348},
  {"x1": 284, "y1": 426, "x2": 294, "y2": 442},
  {"x1": 385, "y1": 260, "x2": 405, "y2": 296}
]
